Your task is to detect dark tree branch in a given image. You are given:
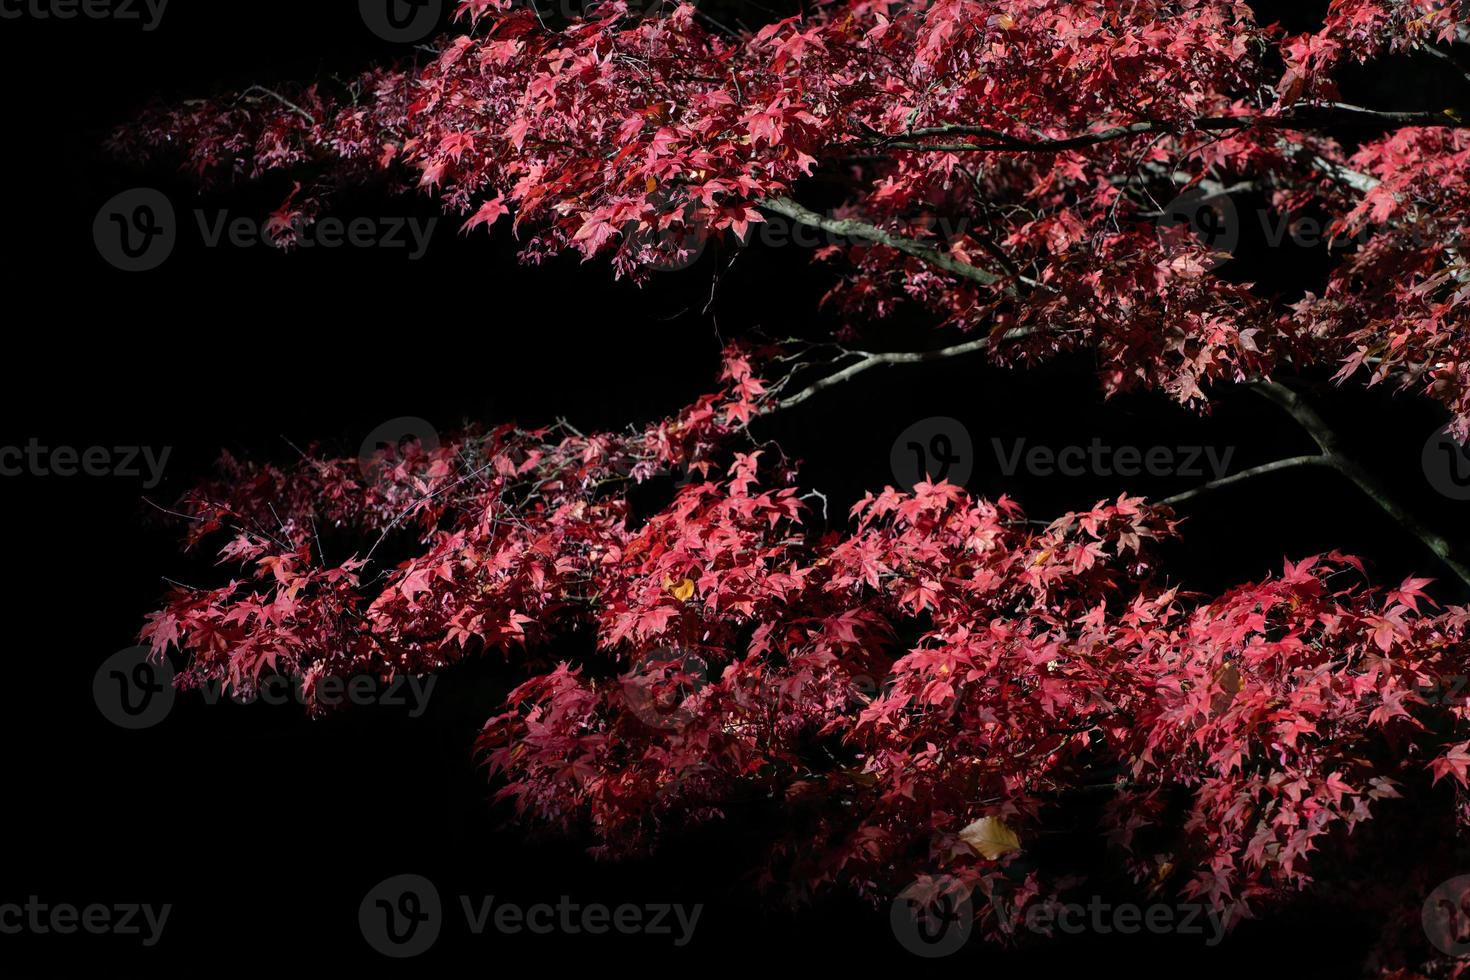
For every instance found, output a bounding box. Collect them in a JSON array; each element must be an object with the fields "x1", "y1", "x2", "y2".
[
  {"x1": 1249, "y1": 380, "x2": 1470, "y2": 590},
  {"x1": 1424, "y1": 44, "x2": 1470, "y2": 86},
  {"x1": 768, "y1": 332, "x2": 1032, "y2": 411},
  {"x1": 241, "y1": 86, "x2": 317, "y2": 125},
  {"x1": 1158, "y1": 455, "x2": 1335, "y2": 507},
  {"x1": 872, "y1": 104, "x2": 1469, "y2": 154},
  {"x1": 757, "y1": 196, "x2": 1011, "y2": 291}
]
